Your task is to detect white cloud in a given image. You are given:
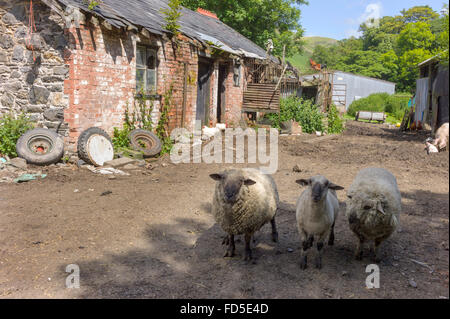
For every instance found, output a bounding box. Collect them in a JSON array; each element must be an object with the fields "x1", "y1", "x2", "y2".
[
  {"x1": 358, "y1": 2, "x2": 383, "y2": 25},
  {"x1": 346, "y1": 2, "x2": 383, "y2": 38}
]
